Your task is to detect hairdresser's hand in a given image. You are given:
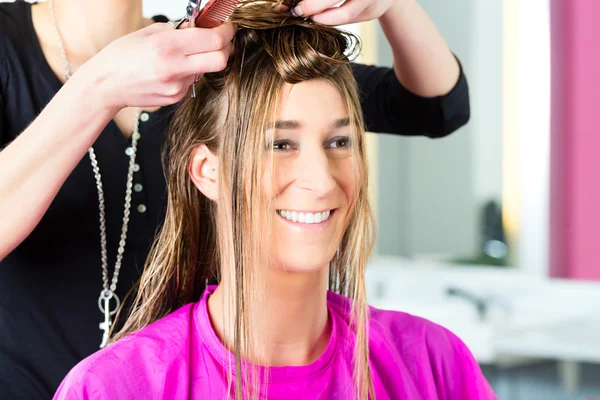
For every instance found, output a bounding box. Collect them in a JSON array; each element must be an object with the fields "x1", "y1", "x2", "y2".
[
  {"x1": 81, "y1": 22, "x2": 236, "y2": 112},
  {"x1": 292, "y1": 0, "x2": 402, "y2": 25}
]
